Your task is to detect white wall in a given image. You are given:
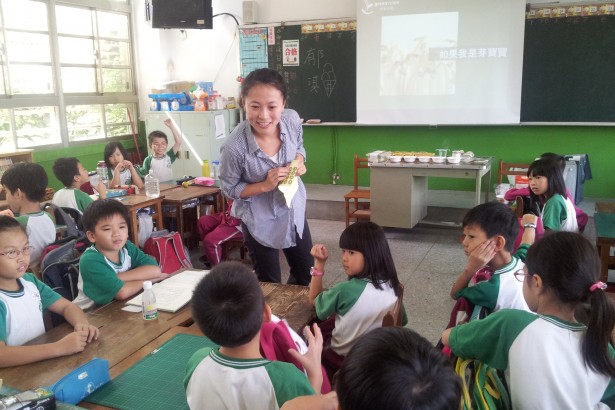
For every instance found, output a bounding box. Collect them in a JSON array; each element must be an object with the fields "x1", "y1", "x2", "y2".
[{"x1": 133, "y1": 0, "x2": 356, "y2": 119}]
